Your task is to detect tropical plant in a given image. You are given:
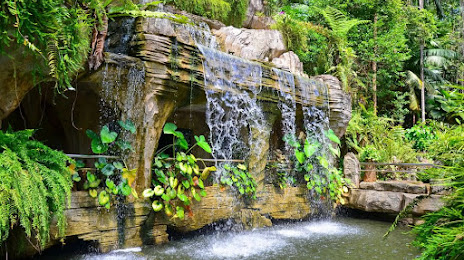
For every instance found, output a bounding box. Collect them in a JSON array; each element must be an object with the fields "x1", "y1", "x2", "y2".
[
  {"x1": 0, "y1": 128, "x2": 73, "y2": 248},
  {"x1": 77, "y1": 120, "x2": 138, "y2": 209},
  {"x1": 0, "y1": 0, "x2": 187, "y2": 91},
  {"x1": 143, "y1": 123, "x2": 215, "y2": 220},
  {"x1": 405, "y1": 123, "x2": 436, "y2": 151},
  {"x1": 165, "y1": 0, "x2": 248, "y2": 27},
  {"x1": 219, "y1": 163, "x2": 257, "y2": 199},
  {"x1": 282, "y1": 129, "x2": 348, "y2": 204}
]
